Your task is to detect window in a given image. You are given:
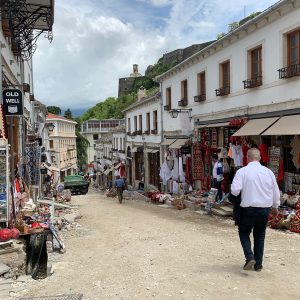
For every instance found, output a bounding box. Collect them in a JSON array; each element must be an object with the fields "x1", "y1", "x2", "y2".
[
  {"x1": 146, "y1": 112, "x2": 150, "y2": 132},
  {"x1": 49, "y1": 140, "x2": 54, "y2": 149},
  {"x1": 165, "y1": 87, "x2": 171, "y2": 110},
  {"x1": 222, "y1": 61, "x2": 230, "y2": 88},
  {"x1": 139, "y1": 114, "x2": 142, "y2": 132},
  {"x1": 181, "y1": 79, "x2": 188, "y2": 102},
  {"x1": 288, "y1": 30, "x2": 300, "y2": 66},
  {"x1": 93, "y1": 134, "x2": 98, "y2": 140},
  {"x1": 152, "y1": 110, "x2": 158, "y2": 133},
  {"x1": 127, "y1": 118, "x2": 131, "y2": 132},
  {"x1": 251, "y1": 46, "x2": 262, "y2": 78},
  {"x1": 134, "y1": 116, "x2": 137, "y2": 132},
  {"x1": 195, "y1": 72, "x2": 206, "y2": 102}
]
